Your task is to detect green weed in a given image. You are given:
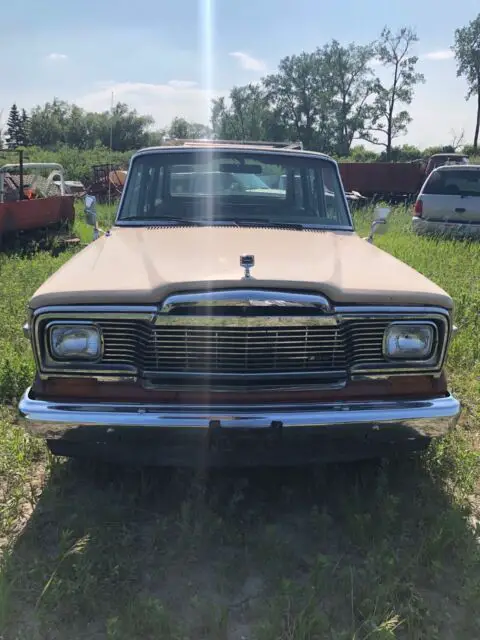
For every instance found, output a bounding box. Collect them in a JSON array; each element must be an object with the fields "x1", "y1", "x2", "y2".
[{"x1": 0, "y1": 204, "x2": 477, "y2": 639}]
